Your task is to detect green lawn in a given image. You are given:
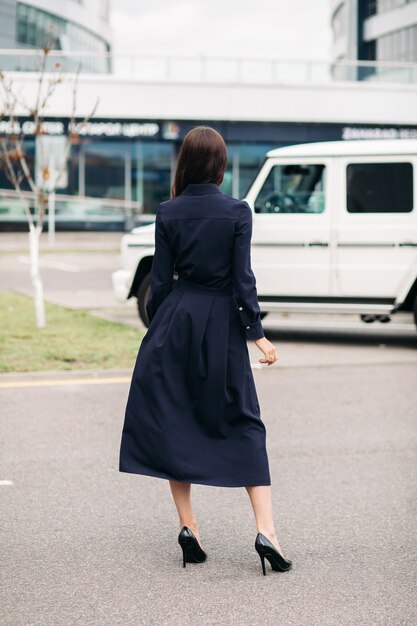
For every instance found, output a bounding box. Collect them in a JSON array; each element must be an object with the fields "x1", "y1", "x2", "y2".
[{"x1": 0, "y1": 292, "x2": 145, "y2": 373}]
